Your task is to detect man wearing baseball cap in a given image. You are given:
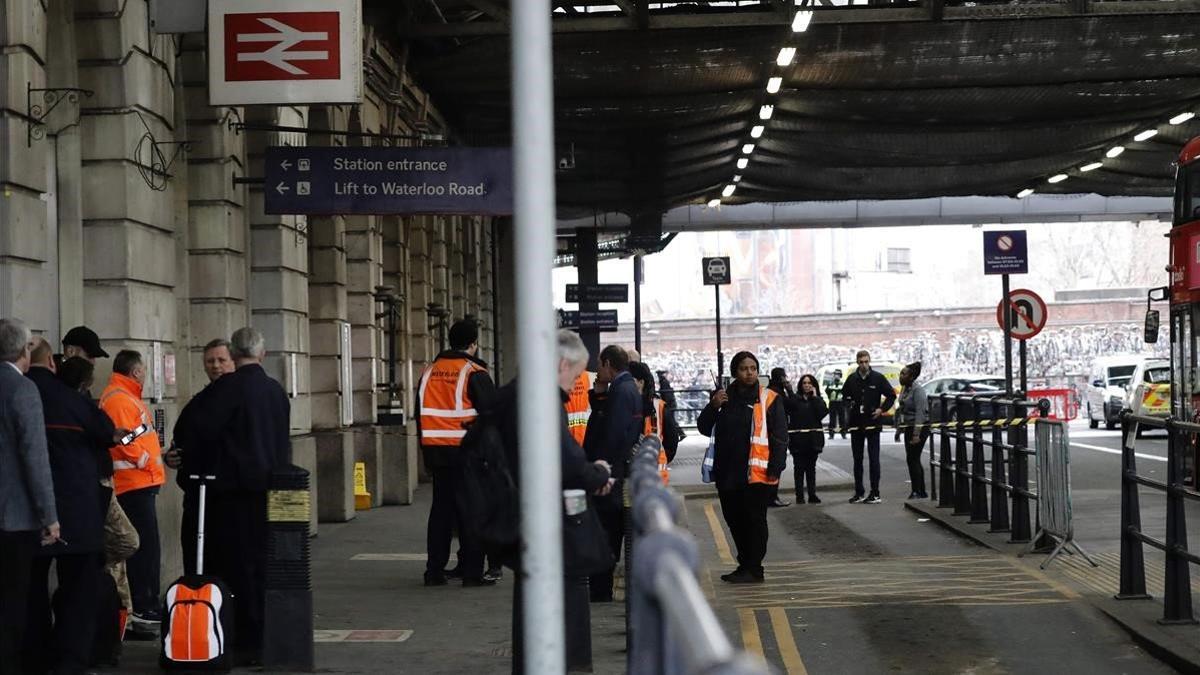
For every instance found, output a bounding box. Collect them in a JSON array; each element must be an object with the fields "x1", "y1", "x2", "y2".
[{"x1": 62, "y1": 326, "x2": 109, "y2": 363}]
